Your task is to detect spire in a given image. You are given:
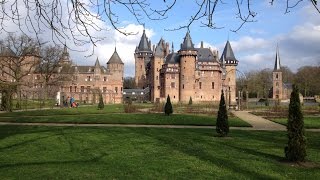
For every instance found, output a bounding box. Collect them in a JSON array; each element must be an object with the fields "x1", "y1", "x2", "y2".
[
  {"x1": 274, "y1": 44, "x2": 281, "y2": 71},
  {"x1": 180, "y1": 31, "x2": 194, "y2": 50},
  {"x1": 137, "y1": 29, "x2": 152, "y2": 52},
  {"x1": 171, "y1": 42, "x2": 174, "y2": 53},
  {"x1": 94, "y1": 57, "x2": 100, "y2": 67},
  {"x1": 107, "y1": 47, "x2": 124, "y2": 64},
  {"x1": 220, "y1": 40, "x2": 237, "y2": 62}
]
